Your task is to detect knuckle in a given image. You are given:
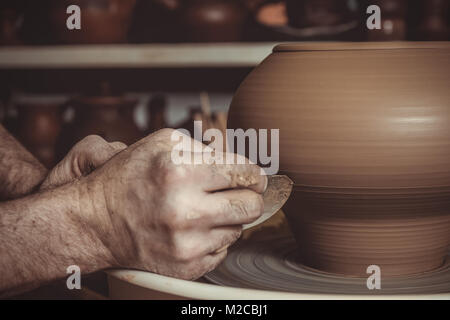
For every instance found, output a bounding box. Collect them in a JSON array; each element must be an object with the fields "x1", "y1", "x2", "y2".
[
  {"x1": 171, "y1": 240, "x2": 199, "y2": 262},
  {"x1": 156, "y1": 128, "x2": 176, "y2": 139},
  {"x1": 162, "y1": 209, "x2": 189, "y2": 232},
  {"x1": 247, "y1": 192, "x2": 264, "y2": 218},
  {"x1": 154, "y1": 154, "x2": 190, "y2": 187},
  {"x1": 81, "y1": 134, "x2": 107, "y2": 146}
]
